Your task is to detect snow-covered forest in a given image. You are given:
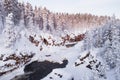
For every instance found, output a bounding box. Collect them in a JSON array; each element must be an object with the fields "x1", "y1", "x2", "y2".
[
  {"x1": 0, "y1": 0, "x2": 111, "y2": 33},
  {"x1": 0, "y1": 0, "x2": 120, "y2": 80}
]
